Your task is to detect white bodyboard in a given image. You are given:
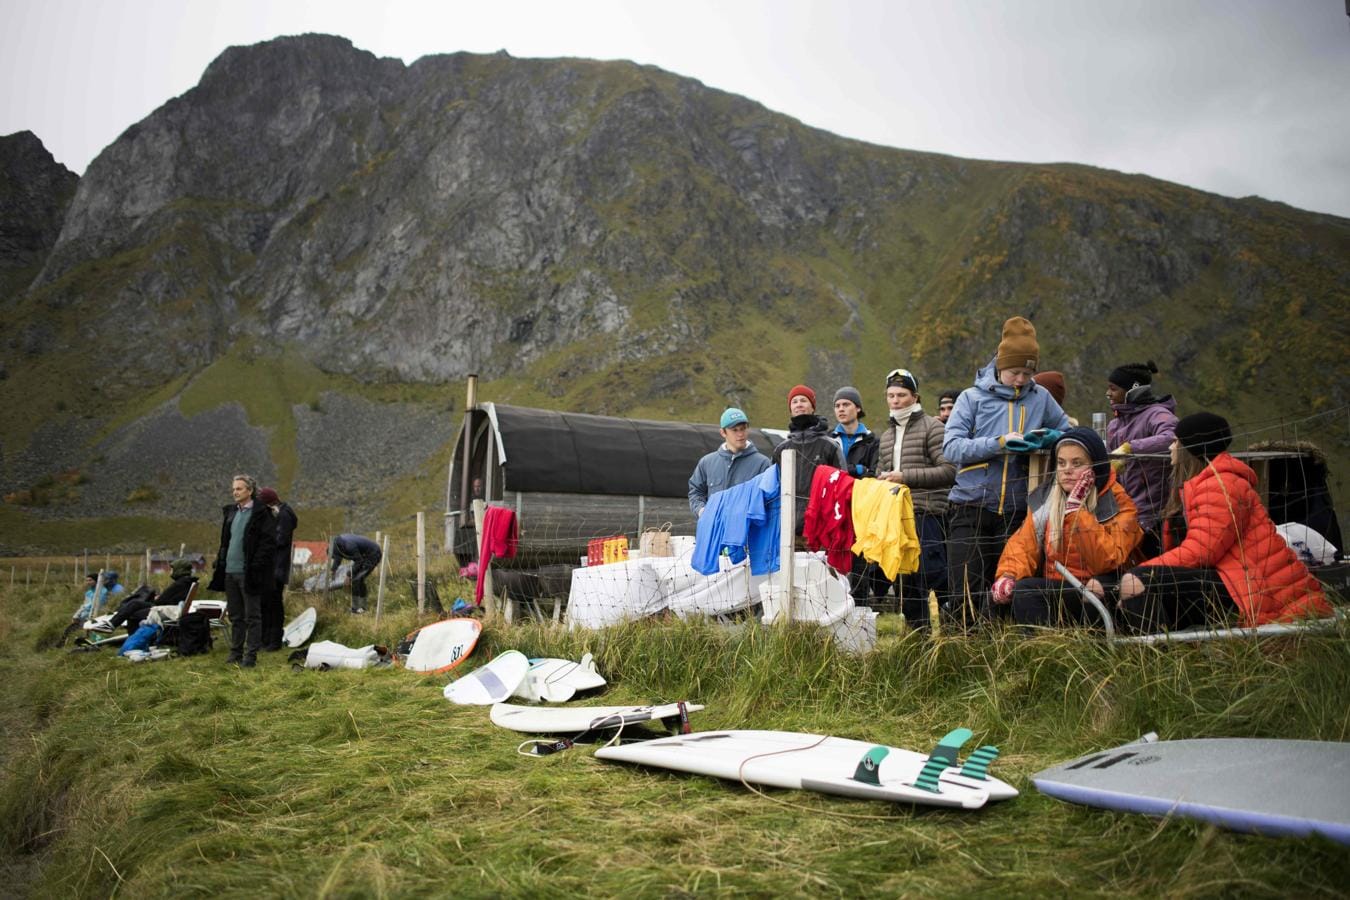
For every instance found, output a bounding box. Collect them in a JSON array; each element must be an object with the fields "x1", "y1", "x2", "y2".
[
  {"x1": 490, "y1": 701, "x2": 704, "y2": 734},
  {"x1": 403, "y1": 618, "x2": 481, "y2": 673},
  {"x1": 512, "y1": 653, "x2": 607, "y2": 702},
  {"x1": 443, "y1": 650, "x2": 530, "y2": 705},
  {"x1": 596, "y1": 730, "x2": 1017, "y2": 810},
  {"x1": 282, "y1": 607, "x2": 317, "y2": 648}
]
